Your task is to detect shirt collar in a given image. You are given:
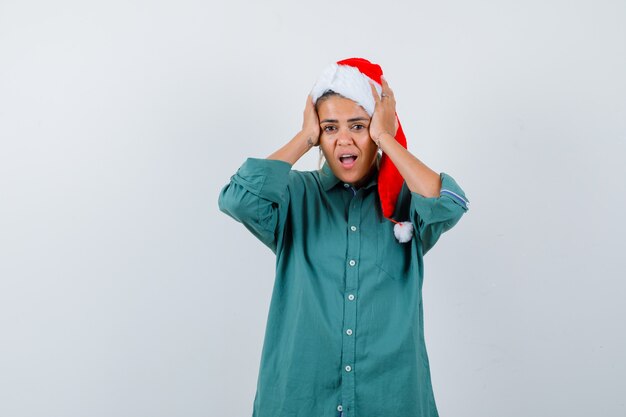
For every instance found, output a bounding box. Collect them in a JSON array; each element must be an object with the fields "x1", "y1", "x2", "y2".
[{"x1": 319, "y1": 153, "x2": 381, "y2": 192}]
